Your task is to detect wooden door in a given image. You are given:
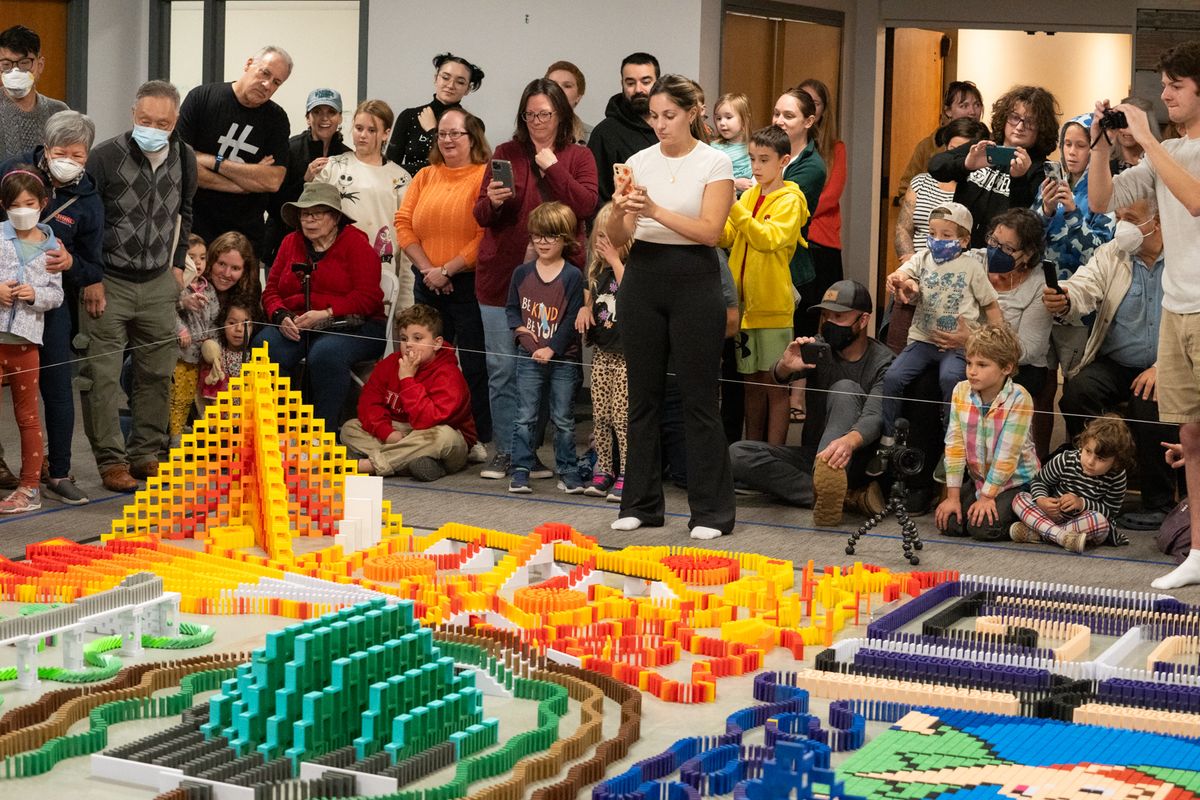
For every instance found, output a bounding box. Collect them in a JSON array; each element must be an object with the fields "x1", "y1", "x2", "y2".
[
  {"x1": 720, "y1": 13, "x2": 776, "y2": 127},
  {"x1": 779, "y1": 18, "x2": 841, "y2": 108},
  {"x1": 0, "y1": 0, "x2": 69, "y2": 102},
  {"x1": 878, "y1": 28, "x2": 945, "y2": 300}
]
